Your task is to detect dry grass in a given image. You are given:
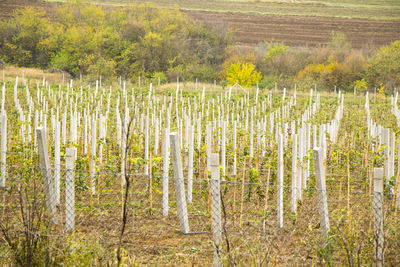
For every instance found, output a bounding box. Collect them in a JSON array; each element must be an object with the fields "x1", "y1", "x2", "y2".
[
  {"x1": 69, "y1": 0, "x2": 400, "y2": 20},
  {"x1": 1, "y1": 65, "x2": 68, "y2": 85}
]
